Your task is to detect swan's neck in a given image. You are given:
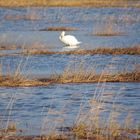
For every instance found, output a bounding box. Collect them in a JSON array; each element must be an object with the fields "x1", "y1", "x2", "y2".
[{"x1": 61, "y1": 32, "x2": 65, "y2": 37}]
